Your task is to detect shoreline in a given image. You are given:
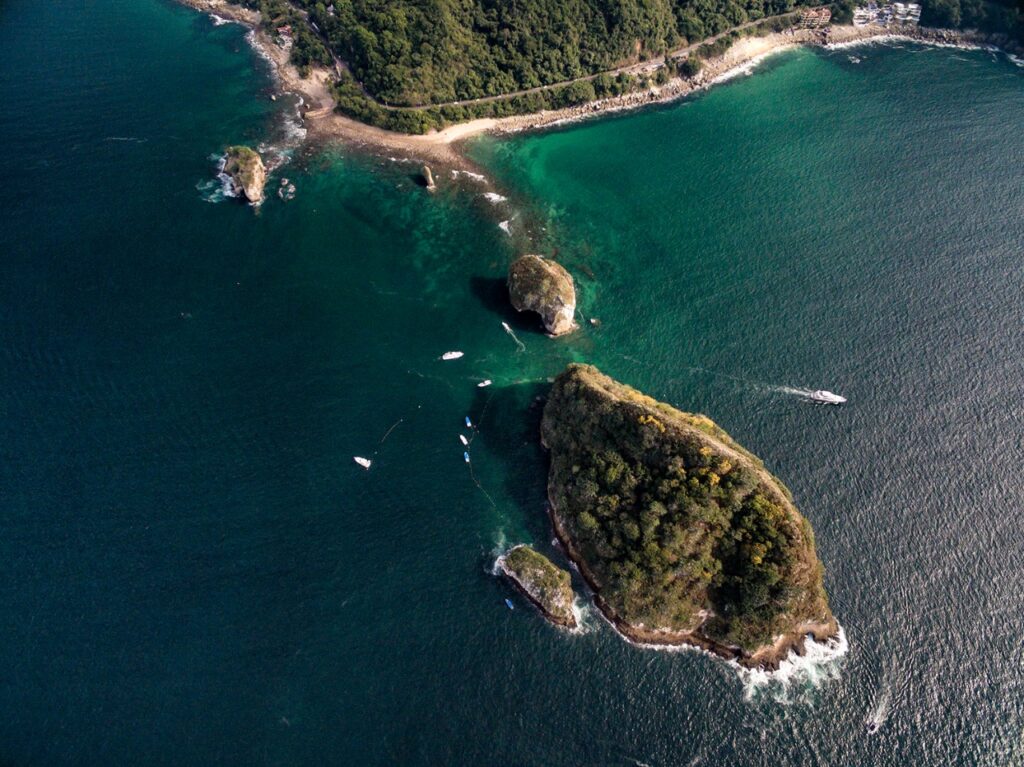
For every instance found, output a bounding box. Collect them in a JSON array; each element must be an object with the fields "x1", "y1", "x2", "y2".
[
  {"x1": 546, "y1": 486, "x2": 839, "y2": 672},
  {"x1": 177, "y1": 0, "x2": 1022, "y2": 167}
]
